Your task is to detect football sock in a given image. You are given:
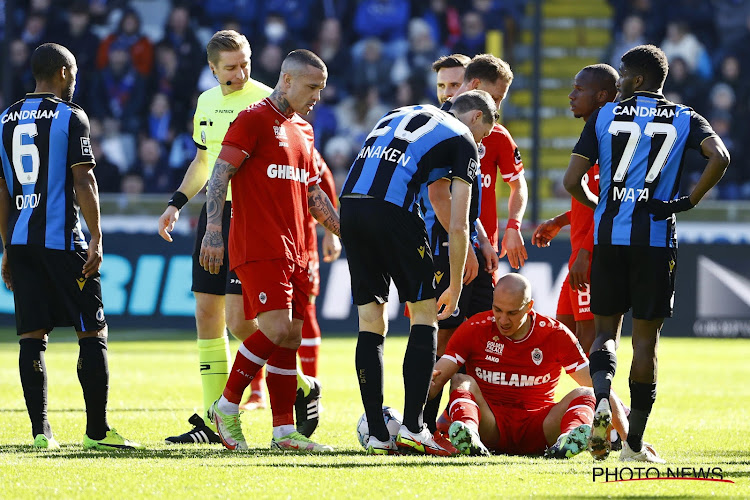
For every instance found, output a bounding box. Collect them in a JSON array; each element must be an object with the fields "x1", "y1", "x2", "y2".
[
  {"x1": 589, "y1": 349, "x2": 617, "y2": 405},
  {"x1": 250, "y1": 366, "x2": 265, "y2": 397},
  {"x1": 296, "y1": 370, "x2": 311, "y2": 396},
  {"x1": 223, "y1": 330, "x2": 277, "y2": 404},
  {"x1": 299, "y1": 302, "x2": 320, "y2": 377},
  {"x1": 266, "y1": 347, "x2": 298, "y2": 427},
  {"x1": 355, "y1": 331, "x2": 388, "y2": 442},
  {"x1": 19, "y1": 338, "x2": 51, "y2": 439},
  {"x1": 627, "y1": 379, "x2": 657, "y2": 452},
  {"x1": 272, "y1": 424, "x2": 296, "y2": 439},
  {"x1": 198, "y1": 336, "x2": 230, "y2": 427},
  {"x1": 217, "y1": 395, "x2": 239, "y2": 415},
  {"x1": 402, "y1": 324, "x2": 437, "y2": 433},
  {"x1": 422, "y1": 352, "x2": 441, "y2": 433},
  {"x1": 448, "y1": 389, "x2": 480, "y2": 430},
  {"x1": 560, "y1": 394, "x2": 595, "y2": 434},
  {"x1": 77, "y1": 336, "x2": 110, "y2": 440}
]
